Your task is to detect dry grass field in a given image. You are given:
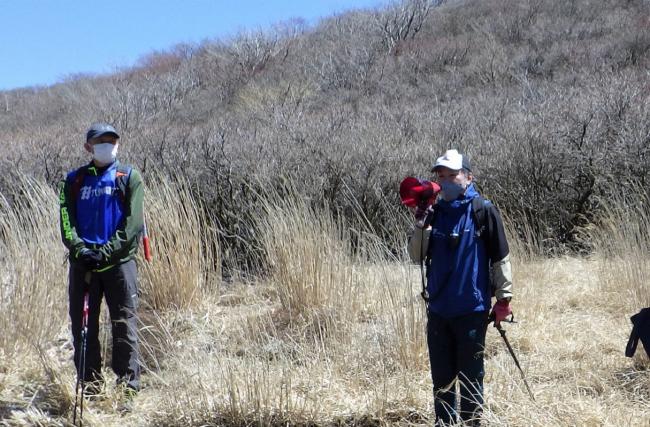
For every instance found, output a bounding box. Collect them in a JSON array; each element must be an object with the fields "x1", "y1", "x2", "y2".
[
  {"x1": 0, "y1": 177, "x2": 648, "y2": 427},
  {"x1": 2, "y1": 1, "x2": 649, "y2": 425}
]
